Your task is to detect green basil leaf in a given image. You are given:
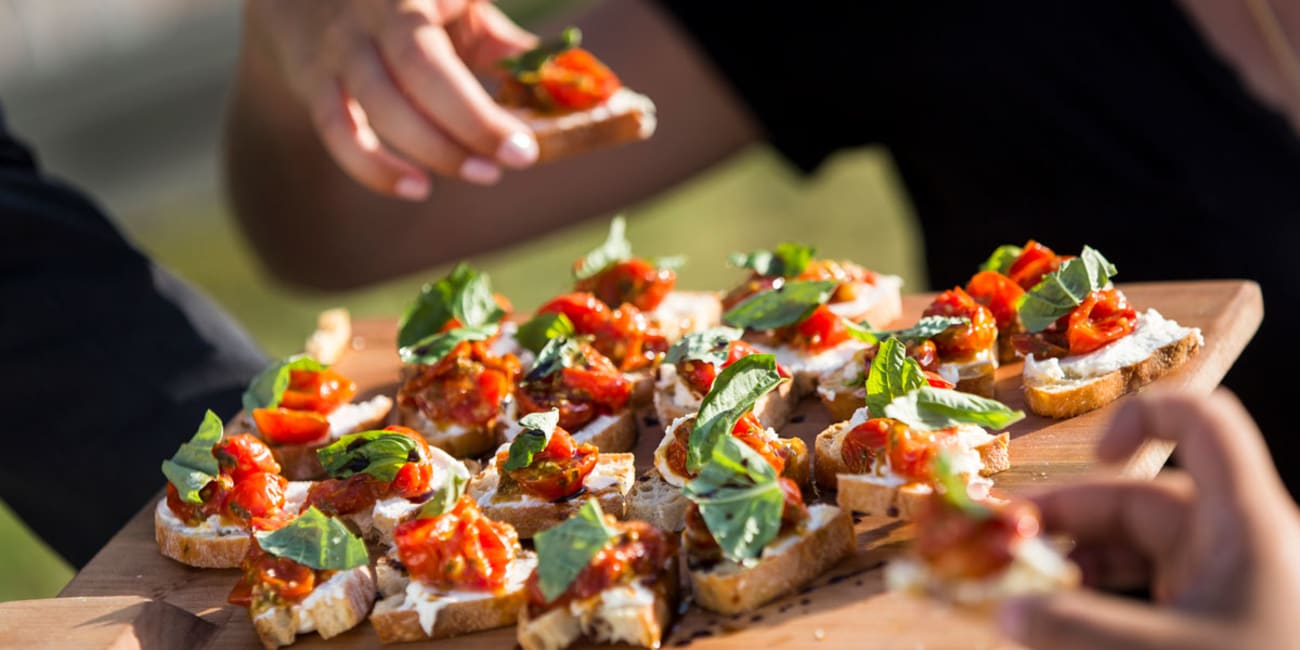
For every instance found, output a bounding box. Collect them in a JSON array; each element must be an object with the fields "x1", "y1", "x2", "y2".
[
  {"x1": 933, "y1": 451, "x2": 990, "y2": 518},
  {"x1": 160, "y1": 410, "x2": 224, "y2": 504},
  {"x1": 242, "y1": 354, "x2": 327, "y2": 412},
  {"x1": 398, "y1": 263, "x2": 505, "y2": 350},
  {"x1": 864, "y1": 337, "x2": 928, "y2": 417},
  {"x1": 722, "y1": 280, "x2": 837, "y2": 331},
  {"x1": 888, "y1": 315, "x2": 970, "y2": 343},
  {"x1": 254, "y1": 506, "x2": 369, "y2": 571},
  {"x1": 573, "y1": 216, "x2": 632, "y2": 280},
  {"x1": 682, "y1": 436, "x2": 783, "y2": 565},
  {"x1": 317, "y1": 431, "x2": 420, "y2": 482},
  {"x1": 515, "y1": 313, "x2": 576, "y2": 355},
  {"x1": 533, "y1": 499, "x2": 616, "y2": 603},
  {"x1": 979, "y1": 244, "x2": 1024, "y2": 275},
  {"x1": 501, "y1": 26, "x2": 581, "y2": 77},
  {"x1": 417, "y1": 469, "x2": 470, "y2": 519},
  {"x1": 663, "y1": 326, "x2": 743, "y2": 366},
  {"x1": 1016, "y1": 246, "x2": 1118, "y2": 333},
  {"x1": 399, "y1": 324, "x2": 497, "y2": 366},
  {"x1": 503, "y1": 408, "x2": 560, "y2": 471},
  {"x1": 526, "y1": 336, "x2": 588, "y2": 381},
  {"x1": 654, "y1": 255, "x2": 687, "y2": 271},
  {"x1": 687, "y1": 354, "x2": 785, "y2": 472},
  {"x1": 728, "y1": 242, "x2": 816, "y2": 278},
  {"x1": 843, "y1": 319, "x2": 881, "y2": 345},
  {"x1": 884, "y1": 386, "x2": 1025, "y2": 431}
]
